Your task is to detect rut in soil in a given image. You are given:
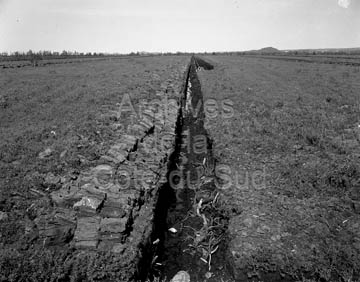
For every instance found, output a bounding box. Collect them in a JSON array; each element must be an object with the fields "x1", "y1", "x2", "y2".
[{"x1": 146, "y1": 56, "x2": 231, "y2": 282}]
